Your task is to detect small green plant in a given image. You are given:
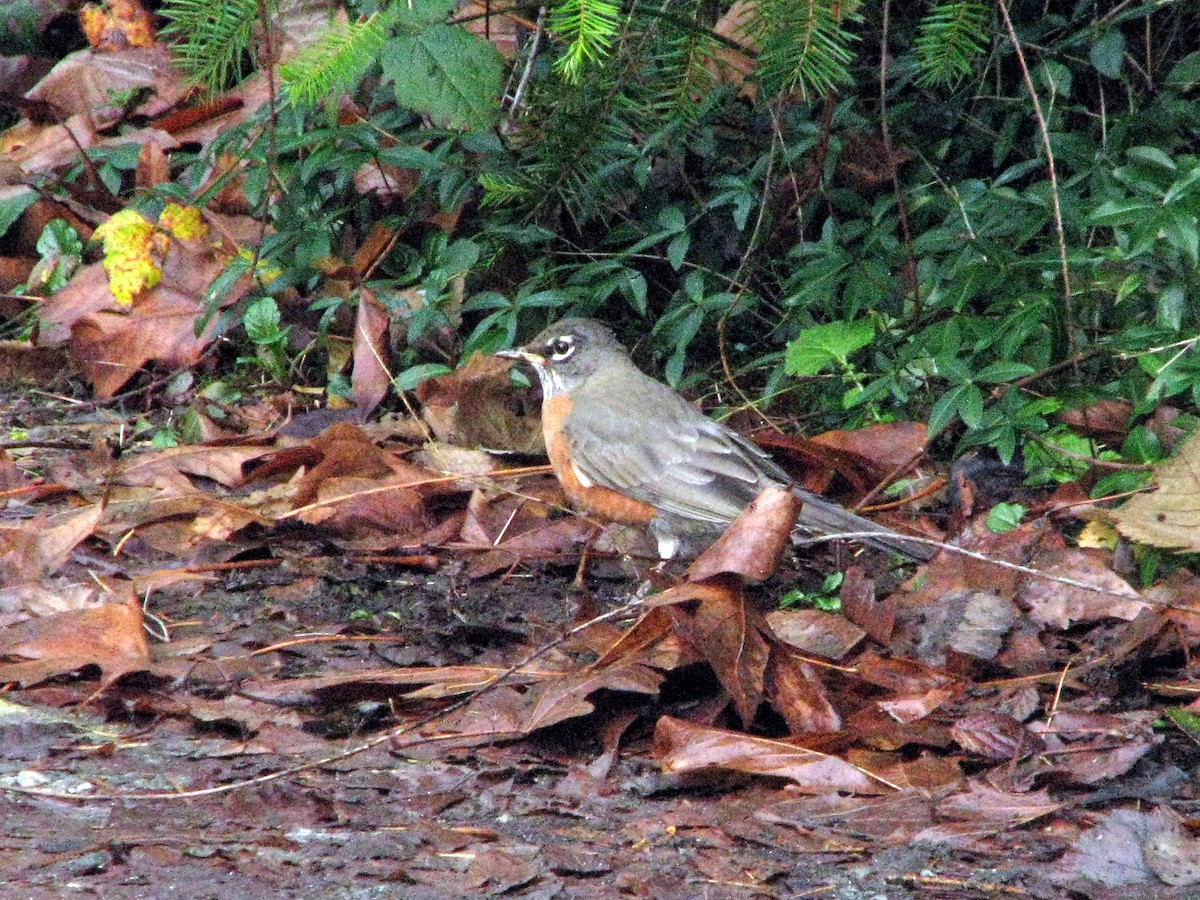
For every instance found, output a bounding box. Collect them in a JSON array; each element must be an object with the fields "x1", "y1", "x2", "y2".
[
  {"x1": 239, "y1": 297, "x2": 291, "y2": 382},
  {"x1": 24, "y1": 219, "x2": 83, "y2": 296},
  {"x1": 779, "y1": 572, "x2": 844, "y2": 612}
]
